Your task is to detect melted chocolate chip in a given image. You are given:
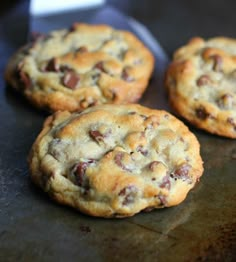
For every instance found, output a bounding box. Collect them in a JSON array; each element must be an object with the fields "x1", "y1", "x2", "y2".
[
  {"x1": 94, "y1": 61, "x2": 106, "y2": 73},
  {"x1": 19, "y1": 71, "x2": 31, "y2": 88},
  {"x1": 159, "y1": 176, "x2": 171, "y2": 190},
  {"x1": 45, "y1": 58, "x2": 59, "y2": 72},
  {"x1": 158, "y1": 194, "x2": 167, "y2": 206},
  {"x1": 59, "y1": 65, "x2": 72, "y2": 73},
  {"x1": 196, "y1": 106, "x2": 210, "y2": 120},
  {"x1": 76, "y1": 46, "x2": 88, "y2": 53},
  {"x1": 114, "y1": 152, "x2": 124, "y2": 167},
  {"x1": 74, "y1": 162, "x2": 89, "y2": 188},
  {"x1": 122, "y1": 67, "x2": 134, "y2": 82},
  {"x1": 211, "y1": 55, "x2": 223, "y2": 72},
  {"x1": 196, "y1": 75, "x2": 211, "y2": 86},
  {"x1": 89, "y1": 130, "x2": 104, "y2": 143},
  {"x1": 114, "y1": 152, "x2": 132, "y2": 172},
  {"x1": 118, "y1": 185, "x2": 138, "y2": 205},
  {"x1": 170, "y1": 164, "x2": 192, "y2": 183},
  {"x1": 62, "y1": 71, "x2": 80, "y2": 89},
  {"x1": 136, "y1": 145, "x2": 148, "y2": 156},
  {"x1": 72, "y1": 160, "x2": 95, "y2": 190}
]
